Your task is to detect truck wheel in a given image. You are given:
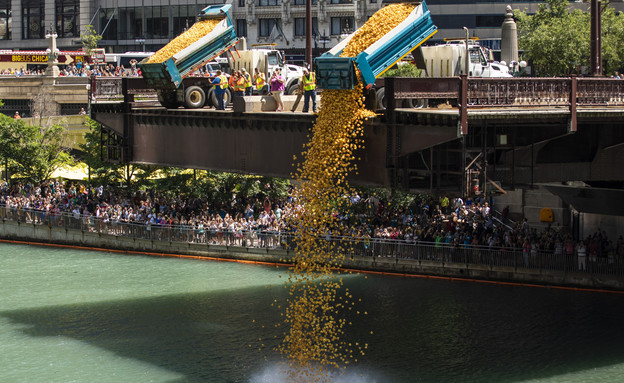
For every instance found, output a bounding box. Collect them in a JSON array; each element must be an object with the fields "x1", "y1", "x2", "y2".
[
  {"x1": 223, "y1": 89, "x2": 232, "y2": 108},
  {"x1": 184, "y1": 86, "x2": 206, "y2": 109},
  {"x1": 403, "y1": 98, "x2": 428, "y2": 109},
  {"x1": 376, "y1": 87, "x2": 386, "y2": 110},
  {"x1": 210, "y1": 88, "x2": 232, "y2": 108},
  {"x1": 287, "y1": 83, "x2": 301, "y2": 96},
  {"x1": 157, "y1": 91, "x2": 178, "y2": 109}
]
